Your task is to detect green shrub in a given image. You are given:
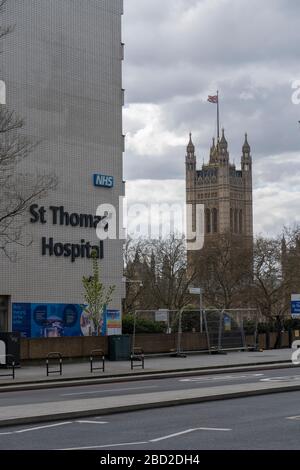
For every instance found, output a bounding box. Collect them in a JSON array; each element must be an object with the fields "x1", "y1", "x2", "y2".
[{"x1": 122, "y1": 314, "x2": 165, "y2": 334}]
